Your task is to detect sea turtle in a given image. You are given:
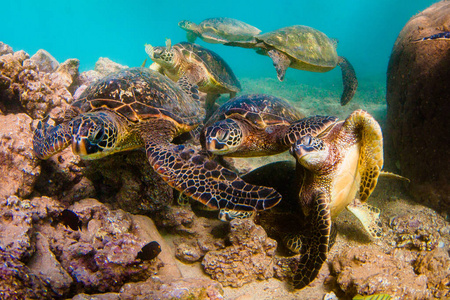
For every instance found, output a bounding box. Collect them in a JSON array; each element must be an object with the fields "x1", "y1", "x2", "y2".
[
  {"x1": 201, "y1": 93, "x2": 338, "y2": 157},
  {"x1": 225, "y1": 25, "x2": 358, "y2": 105},
  {"x1": 288, "y1": 109, "x2": 384, "y2": 288},
  {"x1": 220, "y1": 110, "x2": 390, "y2": 289},
  {"x1": 32, "y1": 67, "x2": 281, "y2": 213},
  {"x1": 145, "y1": 40, "x2": 241, "y2": 118},
  {"x1": 178, "y1": 17, "x2": 261, "y2": 44}
]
